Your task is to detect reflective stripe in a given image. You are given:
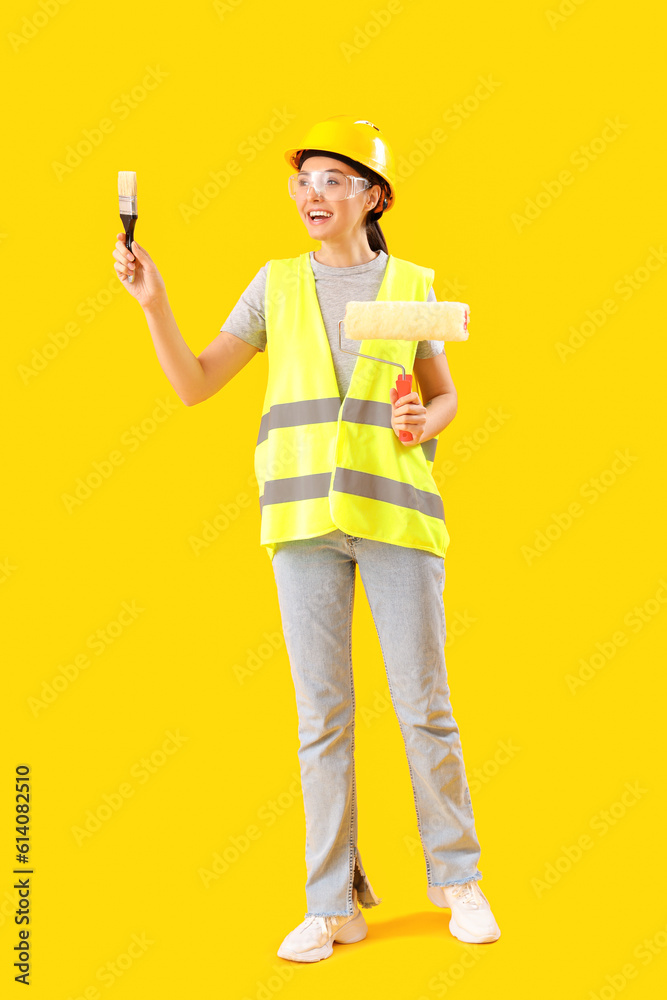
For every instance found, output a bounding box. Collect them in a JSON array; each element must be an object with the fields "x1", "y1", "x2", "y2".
[
  {"x1": 258, "y1": 395, "x2": 437, "y2": 461},
  {"x1": 333, "y1": 467, "x2": 444, "y2": 521},
  {"x1": 256, "y1": 397, "x2": 340, "y2": 445},
  {"x1": 259, "y1": 468, "x2": 444, "y2": 522},
  {"x1": 421, "y1": 438, "x2": 437, "y2": 462},
  {"x1": 341, "y1": 396, "x2": 388, "y2": 426},
  {"x1": 260, "y1": 471, "x2": 331, "y2": 510}
]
